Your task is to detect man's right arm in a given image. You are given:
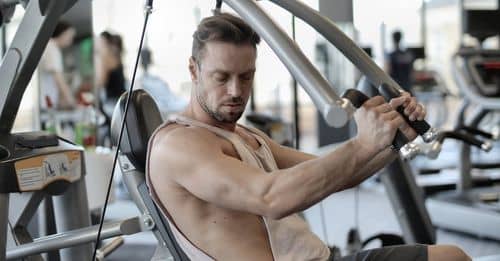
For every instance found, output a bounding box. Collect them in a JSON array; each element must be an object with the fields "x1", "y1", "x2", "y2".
[{"x1": 150, "y1": 98, "x2": 401, "y2": 219}]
